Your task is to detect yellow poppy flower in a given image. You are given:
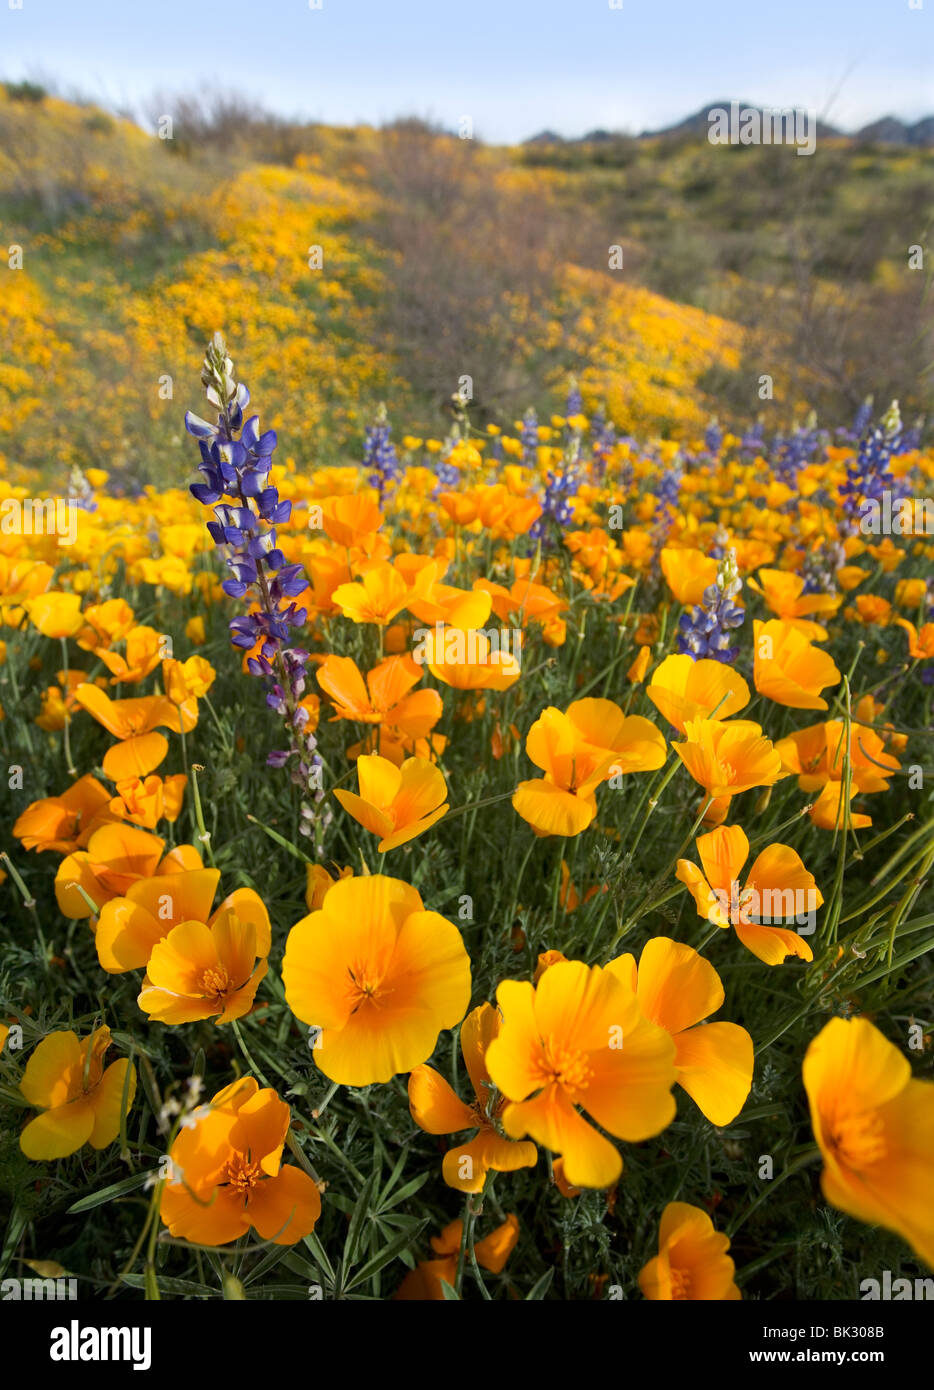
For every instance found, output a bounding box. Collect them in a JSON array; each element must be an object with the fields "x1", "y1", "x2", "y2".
[
  {"x1": 673, "y1": 718, "x2": 784, "y2": 825},
  {"x1": 513, "y1": 698, "x2": 665, "y2": 837},
  {"x1": 138, "y1": 908, "x2": 270, "y2": 1026},
  {"x1": 408, "y1": 1003, "x2": 538, "y2": 1192},
  {"x1": 19, "y1": 1026, "x2": 136, "y2": 1161},
  {"x1": 486, "y1": 959, "x2": 677, "y2": 1189},
  {"x1": 160, "y1": 1078, "x2": 321, "y2": 1247},
  {"x1": 608, "y1": 937, "x2": 753, "y2": 1123},
  {"x1": 676, "y1": 823, "x2": 818, "y2": 965},
  {"x1": 639, "y1": 1202, "x2": 740, "y2": 1300},
  {"x1": 646, "y1": 653, "x2": 750, "y2": 733},
  {"x1": 334, "y1": 752, "x2": 449, "y2": 852},
  {"x1": 283, "y1": 874, "x2": 471, "y2": 1086},
  {"x1": 804, "y1": 1016, "x2": 934, "y2": 1268},
  {"x1": 753, "y1": 619, "x2": 841, "y2": 711}
]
